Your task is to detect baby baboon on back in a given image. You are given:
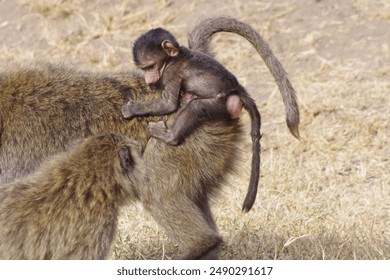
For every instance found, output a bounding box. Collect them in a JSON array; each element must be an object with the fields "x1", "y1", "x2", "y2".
[
  {"x1": 122, "y1": 27, "x2": 261, "y2": 148},
  {"x1": 0, "y1": 133, "x2": 145, "y2": 260},
  {"x1": 123, "y1": 27, "x2": 261, "y2": 212}
]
